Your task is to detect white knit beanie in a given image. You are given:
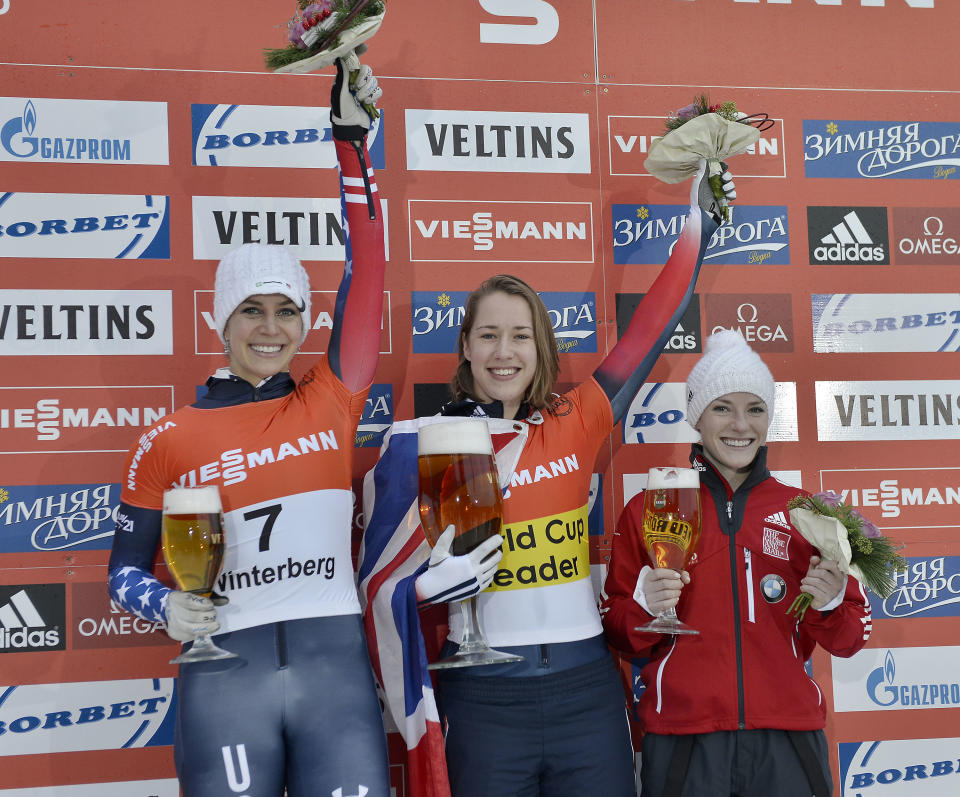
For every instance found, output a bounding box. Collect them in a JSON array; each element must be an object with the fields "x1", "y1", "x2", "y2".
[
  {"x1": 685, "y1": 329, "x2": 775, "y2": 427},
  {"x1": 213, "y1": 244, "x2": 311, "y2": 346}
]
